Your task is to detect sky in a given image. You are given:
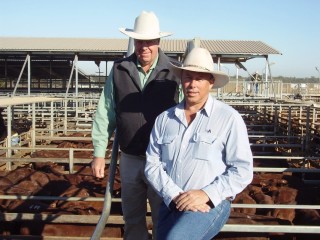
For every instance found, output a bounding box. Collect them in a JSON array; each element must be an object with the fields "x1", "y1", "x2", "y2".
[{"x1": 1, "y1": 0, "x2": 320, "y2": 78}]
